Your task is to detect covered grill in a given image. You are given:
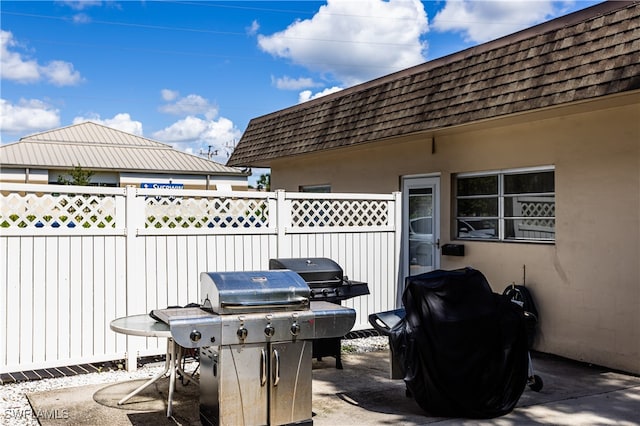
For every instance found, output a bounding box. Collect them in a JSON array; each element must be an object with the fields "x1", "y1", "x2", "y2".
[
  {"x1": 152, "y1": 269, "x2": 356, "y2": 426},
  {"x1": 269, "y1": 258, "x2": 369, "y2": 369}
]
